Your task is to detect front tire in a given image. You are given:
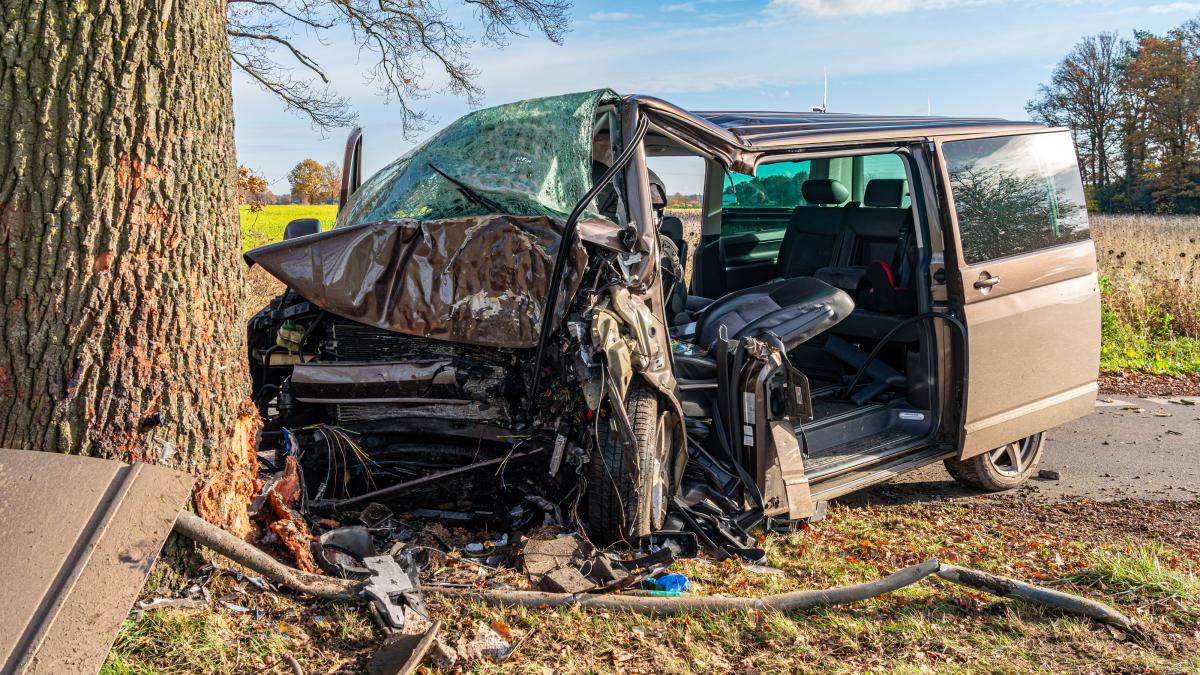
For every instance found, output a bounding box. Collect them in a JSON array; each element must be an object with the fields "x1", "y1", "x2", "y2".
[
  {"x1": 587, "y1": 381, "x2": 669, "y2": 545},
  {"x1": 944, "y1": 432, "x2": 1045, "y2": 491}
]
